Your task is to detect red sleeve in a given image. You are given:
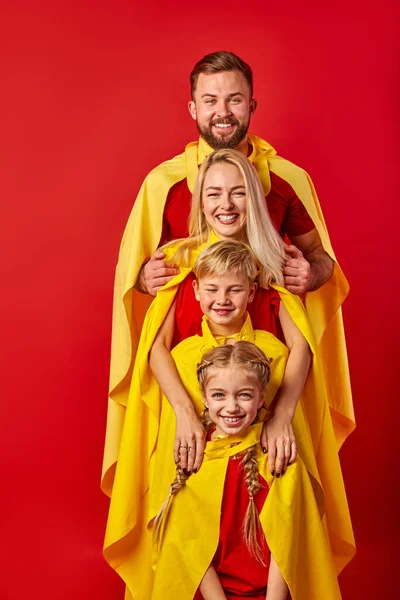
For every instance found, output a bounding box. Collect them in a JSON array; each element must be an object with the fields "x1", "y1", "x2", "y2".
[
  {"x1": 172, "y1": 273, "x2": 203, "y2": 347},
  {"x1": 160, "y1": 179, "x2": 192, "y2": 244},
  {"x1": 267, "y1": 172, "x2": 315, "y2": 241},
  {"x1": 283, "y1": 194, "x2": 315, "y2": 239},
  {"x1": 248, "y1": 286, "x2": 284, "y2": 343}
]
